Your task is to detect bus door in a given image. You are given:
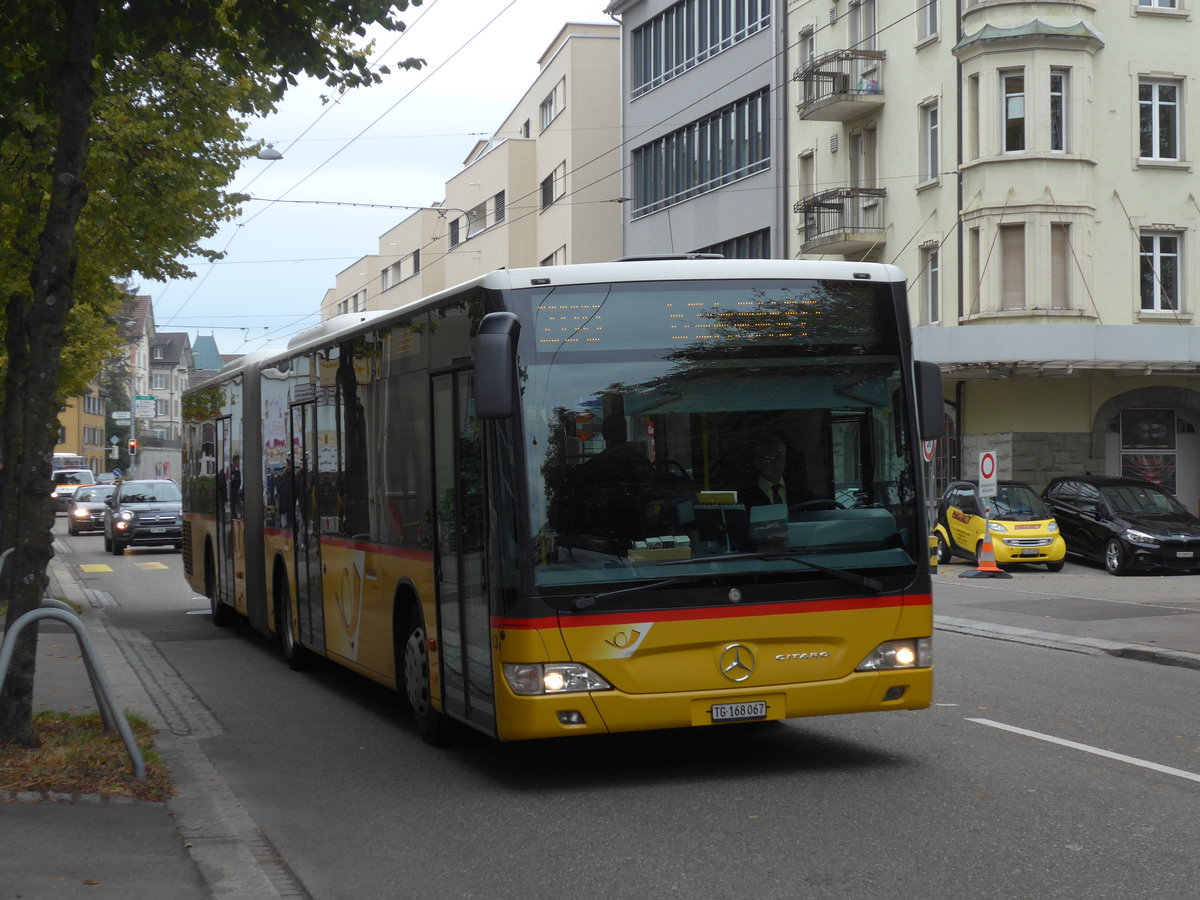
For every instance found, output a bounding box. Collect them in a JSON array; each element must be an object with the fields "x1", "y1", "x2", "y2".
[
  {"x1": 290, "y1": 402, "x2": 325, "y2": 653},
  {"x1": 214, "y1": 416, "x2": 236, "y2": 606},
  {"x1": 431, "y1": 369, "x2": 495, "y2": 733}
]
